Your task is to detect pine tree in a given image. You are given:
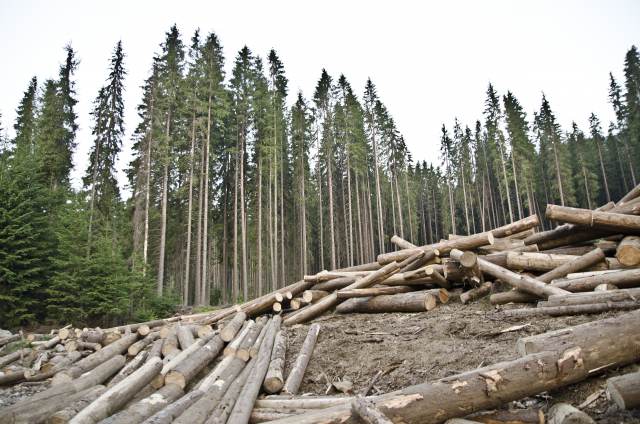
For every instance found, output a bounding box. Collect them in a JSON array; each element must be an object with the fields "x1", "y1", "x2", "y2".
[{"x1": 84, "y1": 41, "x2": 126, "y2": 252}]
